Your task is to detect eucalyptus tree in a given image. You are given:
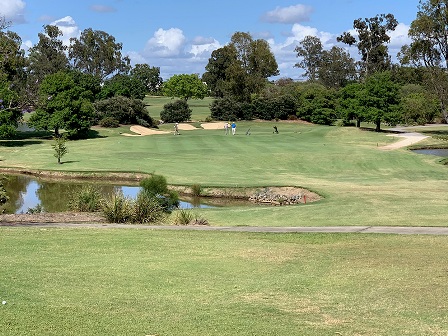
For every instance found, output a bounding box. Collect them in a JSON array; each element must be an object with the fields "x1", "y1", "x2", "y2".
[
  {"x1": 337, "y1": 14, "x2": 398, "y2": 77},
  {"x1": 162, "y1": 74, "x2": 208, "y2": 101},
  {"x1": 69, "y1": 28, "x2": 130, "y2": 80},
  {"x1": 399, "y1": 0, "x2": 448, "y2": 122},
  {"x1": 27, "y1": 25, "x2": 69, "y2": 103},
  {"x1": 294, "y1": 35, "x2": 323, "y2": 81}
]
